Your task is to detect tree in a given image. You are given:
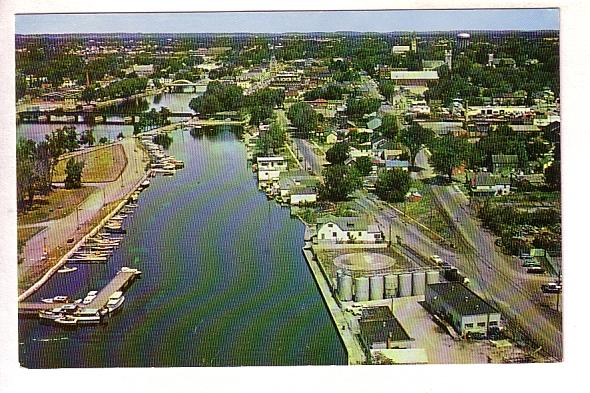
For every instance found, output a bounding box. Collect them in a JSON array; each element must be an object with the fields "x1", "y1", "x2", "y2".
[
  {"x1": 430, "y1": 136, "x2": 470, "y2": 180},
  {"x1": 355, "y1": 156, "x2": 373, "y2": 176},
  {"x1": 99, "y1": 137, "x2": 108, "y2": 144},
  {"x1": 544, "y1": 161, "x2": 560, "y2": 191},
  {"x1": 117, "y1": 132, "x2": 124, "y2": 140},
  {"x1": 380, "y1": 114, "x2": 400, "y2": 141},
  {"x1": 64, "y1": 158, "x2": 84, "y2": 189},
  {"x1": 287, "y1": 102, "x2": 318, "y2": 136},
  {"x1": 526, "y1": 139, "x2": 551, "y2": 162},
  {"x1": 249, "y1": 105, "x2": 273, "y2": 126},
  {"x1": 325, "y1": 142, "x2": 350, "y2": 165},
  {"x1": 374, "y1": 169, "x2": 411, "y2": 203},
  {"x1": 16, "y1": 138, "x2": 36, "y2": 209},
  {"x1": 399, "y1": 123, "x2": 435, "y2": 165},
  {"x1": 79, "y1": 129, "x2": 95, "y2": 146},
  {"x1": 318, "y1": 165, "x2": 362, "y2": 202}
]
